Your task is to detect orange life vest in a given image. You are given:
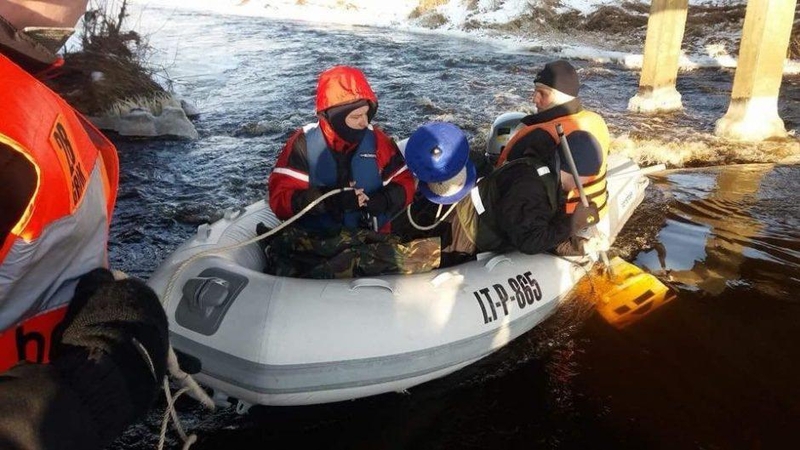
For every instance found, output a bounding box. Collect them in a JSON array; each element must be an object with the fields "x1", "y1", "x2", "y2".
[
  {"x1": 497, "y1": 109, "x2": 610, "y2": 217},
  {"x1": 0, "y1": 54, "x2": 119, "y2": 372}
]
